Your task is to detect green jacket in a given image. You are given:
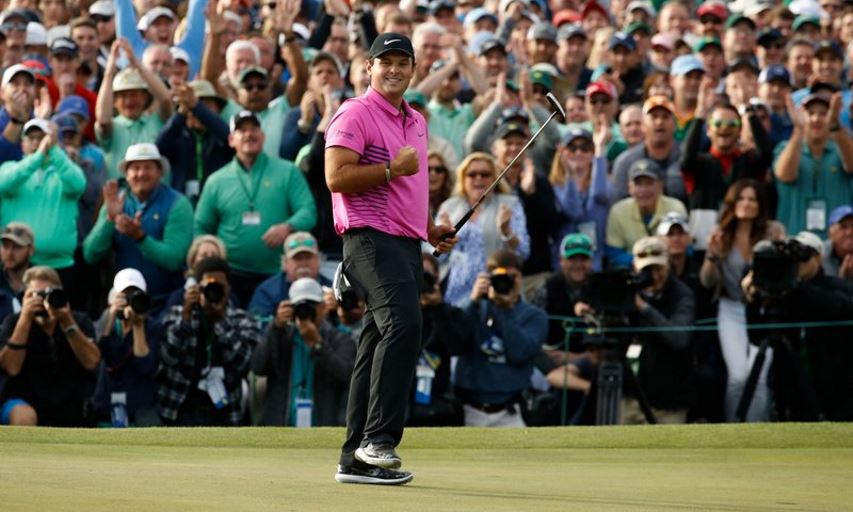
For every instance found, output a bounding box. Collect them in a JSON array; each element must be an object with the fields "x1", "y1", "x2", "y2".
[
  {"x1": 0, "y1": 147, "x2": 85, "y2": 268},
  {"x1": 194, "y1": 153, "x2": 317, "y2": 275}
]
